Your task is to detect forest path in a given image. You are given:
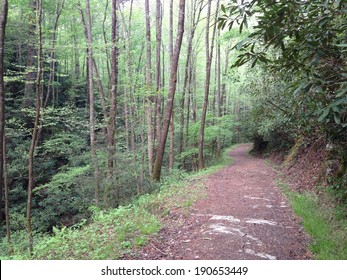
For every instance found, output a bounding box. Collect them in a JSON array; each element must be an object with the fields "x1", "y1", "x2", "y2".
[{"x1": 136, "y1": 144, "x2": 309, "y2": 260}]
